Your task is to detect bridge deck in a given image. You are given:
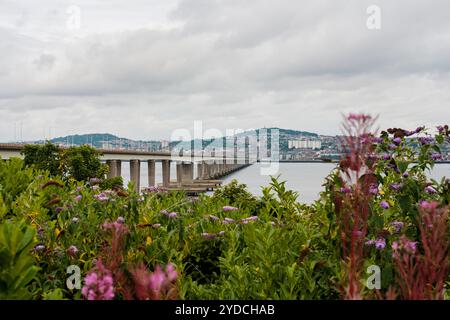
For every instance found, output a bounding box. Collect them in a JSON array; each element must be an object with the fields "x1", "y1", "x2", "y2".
[{"x1": 0, "y1": 143, "x2": 248, "y2": 163}]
